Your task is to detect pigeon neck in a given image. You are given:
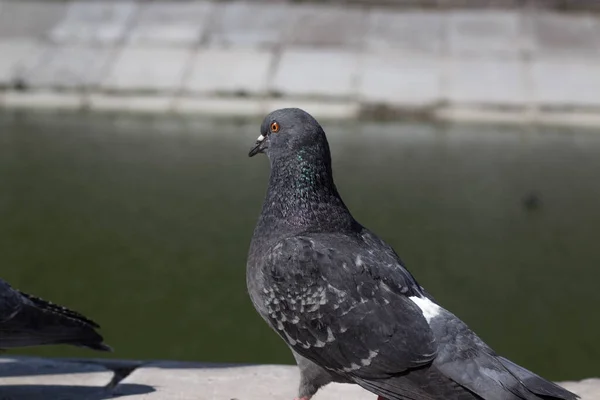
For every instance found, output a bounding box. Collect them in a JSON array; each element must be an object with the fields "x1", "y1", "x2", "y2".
[{"x1": 256, "y1": 148, "x2": 356, "y2": 238}]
